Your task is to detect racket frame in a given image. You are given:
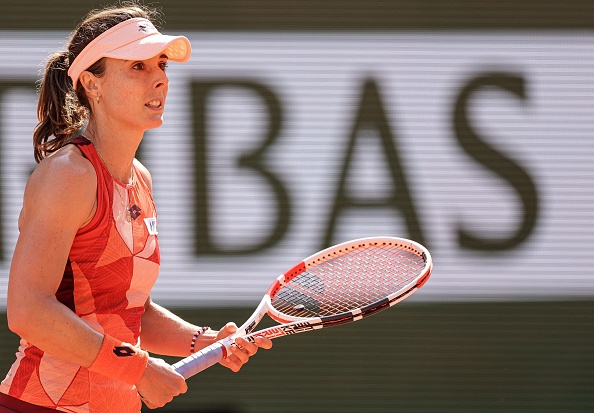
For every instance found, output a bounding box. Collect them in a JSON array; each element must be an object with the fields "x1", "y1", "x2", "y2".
[{"x1": 173, "y1": 236, "x2": 432, "y2": 378}]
